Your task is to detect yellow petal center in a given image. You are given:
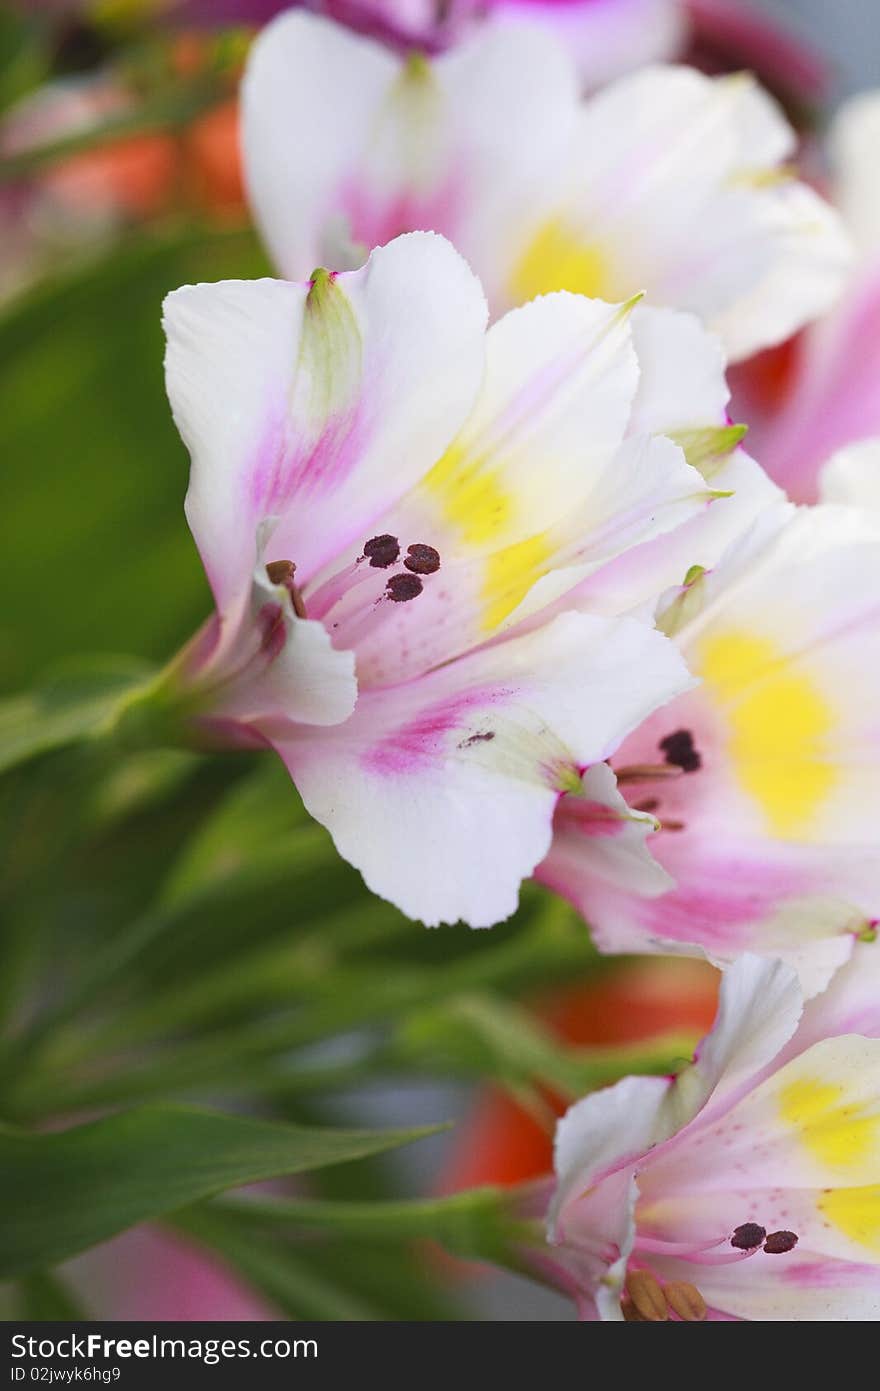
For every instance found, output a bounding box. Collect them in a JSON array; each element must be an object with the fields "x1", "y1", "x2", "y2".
[
  {"x1": 423, "y1": 442, "x2": 553, "y2": 631},
  {"x1": 510, "y1": 218, "x2": 610, "y2": 304},
  {"x1": 696, "y1": 630, "x2": 836, "y2": 837},
  {"x1": 779, "y1": 1077, "x2": 879, "y2": 1170},
  {"x1": 818, "y1": 1186, "x2": 880, "y2": 1253}
]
